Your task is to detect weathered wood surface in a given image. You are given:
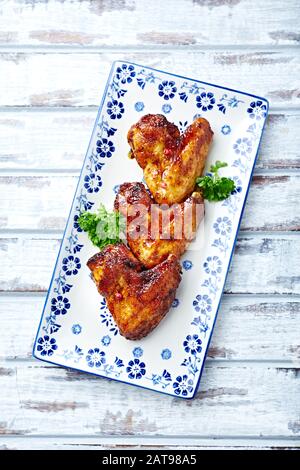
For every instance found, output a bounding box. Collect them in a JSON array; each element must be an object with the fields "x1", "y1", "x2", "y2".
[
  {"x1": 1, "y1": 295, "x2": 299, "y2": 362},
  {"x1": 0, "y1": 0, "x2": 299, "y2": 47},
  {"x1": 0, "y1": 234, "x2": 299, "y2": 294},
  {"x1": 0, "y1": 111, "x2": 299, "y2": 171},
  {"x1": 0, "y1": 174, "x2": 299, "y2": 231},
  {"x1": 0, "y1": 51, "x2": 299, "y2": 107},
  {"x1": 0, "y1": 362, "x2": 299, "y2": 437}
]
